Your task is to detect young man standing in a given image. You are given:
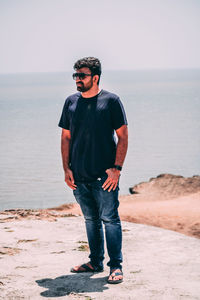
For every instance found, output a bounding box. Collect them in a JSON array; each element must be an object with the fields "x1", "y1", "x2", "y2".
[{"x1": 58, "y1": 57, "x2": 128, "y2": 284}]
